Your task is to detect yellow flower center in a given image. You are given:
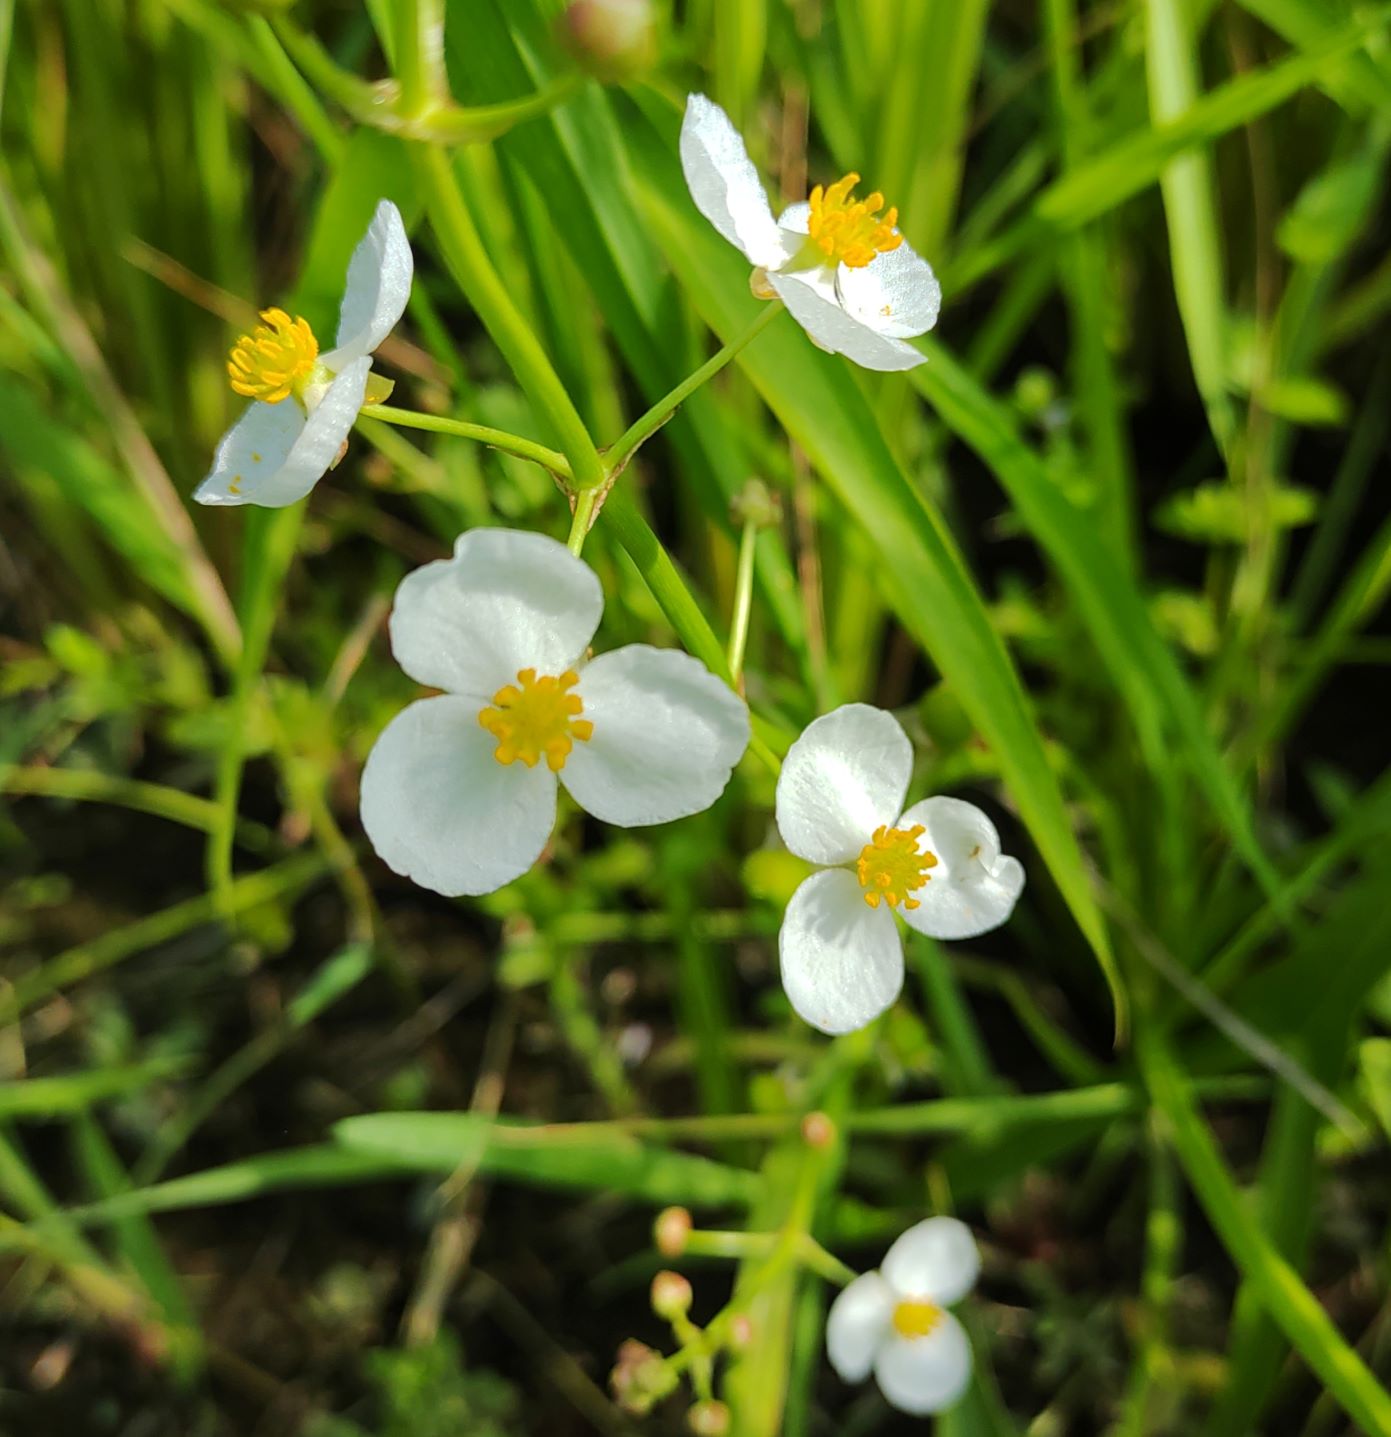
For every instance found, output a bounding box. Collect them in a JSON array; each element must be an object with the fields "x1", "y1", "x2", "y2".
[
  {"x1": 227, "y1": 308, "x2": 320, "y2": 404},
  {"x1": 891, "y1": 1299, "x2": 942, "y2": 1340},
  {"x1": 478, "y1": 668, "x2": 594, "y2": 773},
  {"x1": 806, "y1": 173, "x2": 903, "y2": 269},
  {"x1": 856, "y1": 824, "x2": 937, "y2": 910}
]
